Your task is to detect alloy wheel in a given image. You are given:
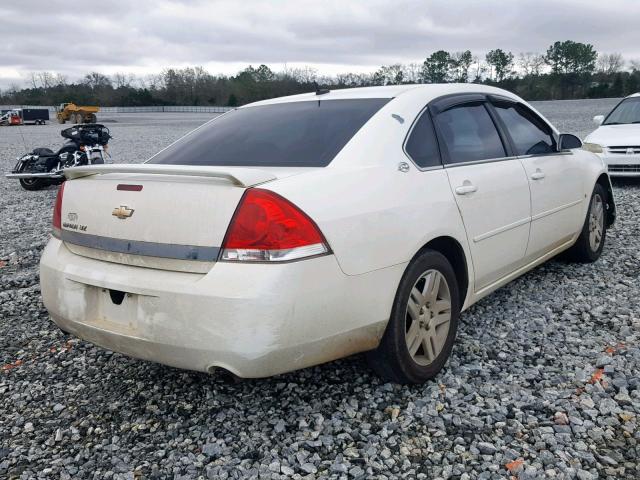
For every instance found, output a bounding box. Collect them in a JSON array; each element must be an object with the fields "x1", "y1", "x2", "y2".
[
  {"x1": 405, "y1": 269, "x2": 452, "y2": 366},
  {"x1": 588, "y1": 193, "x2": 604, "y2": 252}
]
